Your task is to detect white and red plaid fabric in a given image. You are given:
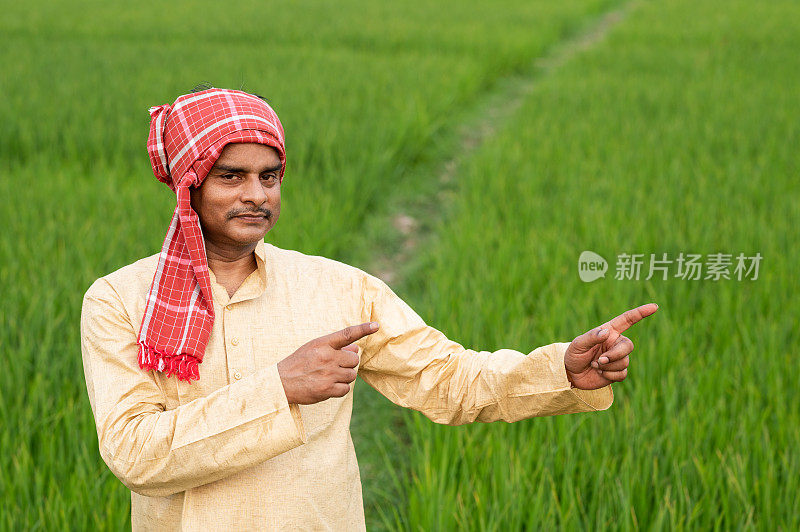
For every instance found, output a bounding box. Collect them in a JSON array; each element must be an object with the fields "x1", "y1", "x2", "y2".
[{"x1": 139, "y1": 88, "x2": 286, "y2": 382}]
